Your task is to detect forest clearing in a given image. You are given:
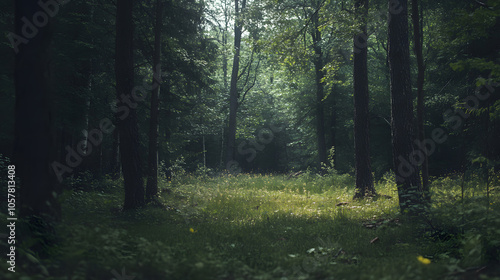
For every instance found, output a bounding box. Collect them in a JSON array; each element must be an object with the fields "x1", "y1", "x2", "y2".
[
  {"x1": 1, "y1": 0, "x2": 500, "y2": 279},
  {"x1": 2, "y1": 171, "x2": 500, "y2": 279}
]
